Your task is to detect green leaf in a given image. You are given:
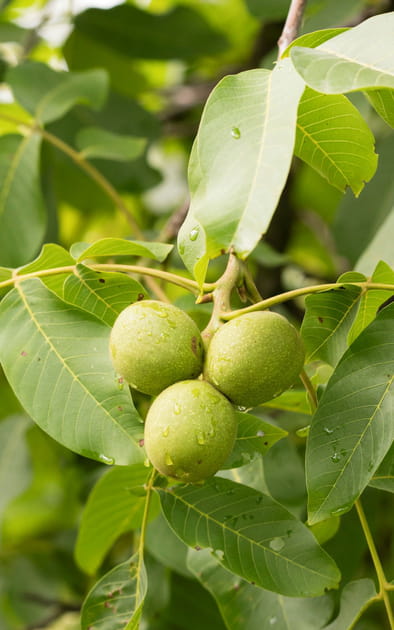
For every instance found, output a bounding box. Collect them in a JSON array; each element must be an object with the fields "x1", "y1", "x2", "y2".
[
  {"x1": 81, "y1": 553, "x2": 147, "y2": 630},
  {"x1": 369, "y1": 443, "x2": 394, "y2": 494},
  {"x1": 0, "y1": 267, "x2": 12, "y2": 298},
  {"x1": 146, "y1": 512, "x2": 191, "y2": 579},
  {"x1": 159, "y1": 477, "x2": 340, "y2": 597},
  {"x1": 75, "y1": 464, "x2": 154, "y2": 575},
  {"x1": 75, "y1": 238, "x2": 173, "y2": 263},
  {"x1": 282, "y1": 29, "x2": 348, "y2": 58},
  {"x1": 348, "y1": 261, "x2": 394, "y2": 344},
  {"x1": 323, "y1": 579, "x2": 377, "y2": 630},
  {"x1": 6, "y1": 60, "x2": 108, "y2": 124},
  {"x1": 63, "y1": 264, "x2": 147, "y2": 327},
  {"x1": 0, "y1": 133, "x2": 46, "y2": 267},
  {"x1": 290, "y1": 14, "x2": 394, "y2": 94},
  {"x1": 263, "y1": 389, "x2": 311, "y2": 415},
  {"x1": 0, "y1": 279, "x2": 144, "y2": 466},
  {"x1": 295, "y1": 88, "x2": 377, "y2": 195},
  {"x1": 244, "y1": 0, "x2": 291, "y2": 20},
  {"x1": 306, "y1": 303, "x2": 394, "y2": 524},
  {"x1": 367, "y1": 88, "x2": 394, "y2": 128},
  {"x1": 188, "y1": 549, "x2": 334, "y2": 630},
  {"x1": 223, "y1": 412, "x2": 288, "y2": 469},
  {"x1": 355, "y1": 208, "x2": 394, "y2": 275},
  {"x1": 76, "y1": 127, "x2": 147, "y2": 161},
  {"x1": 65, "y1": 4, "x2": 227, "y2": 63},
  {"x1": 301, "y1": 285, "x2": 362, "y2": 366},
  {"x1": 17, "y1": 243, "x2": 75, "y2": 298},
  {"x1": 178, "y1": 61, "x2": 304, "y2": 285},
  {"x1": 0, "y1": 415, "x2": 31, "y2": 524}
]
